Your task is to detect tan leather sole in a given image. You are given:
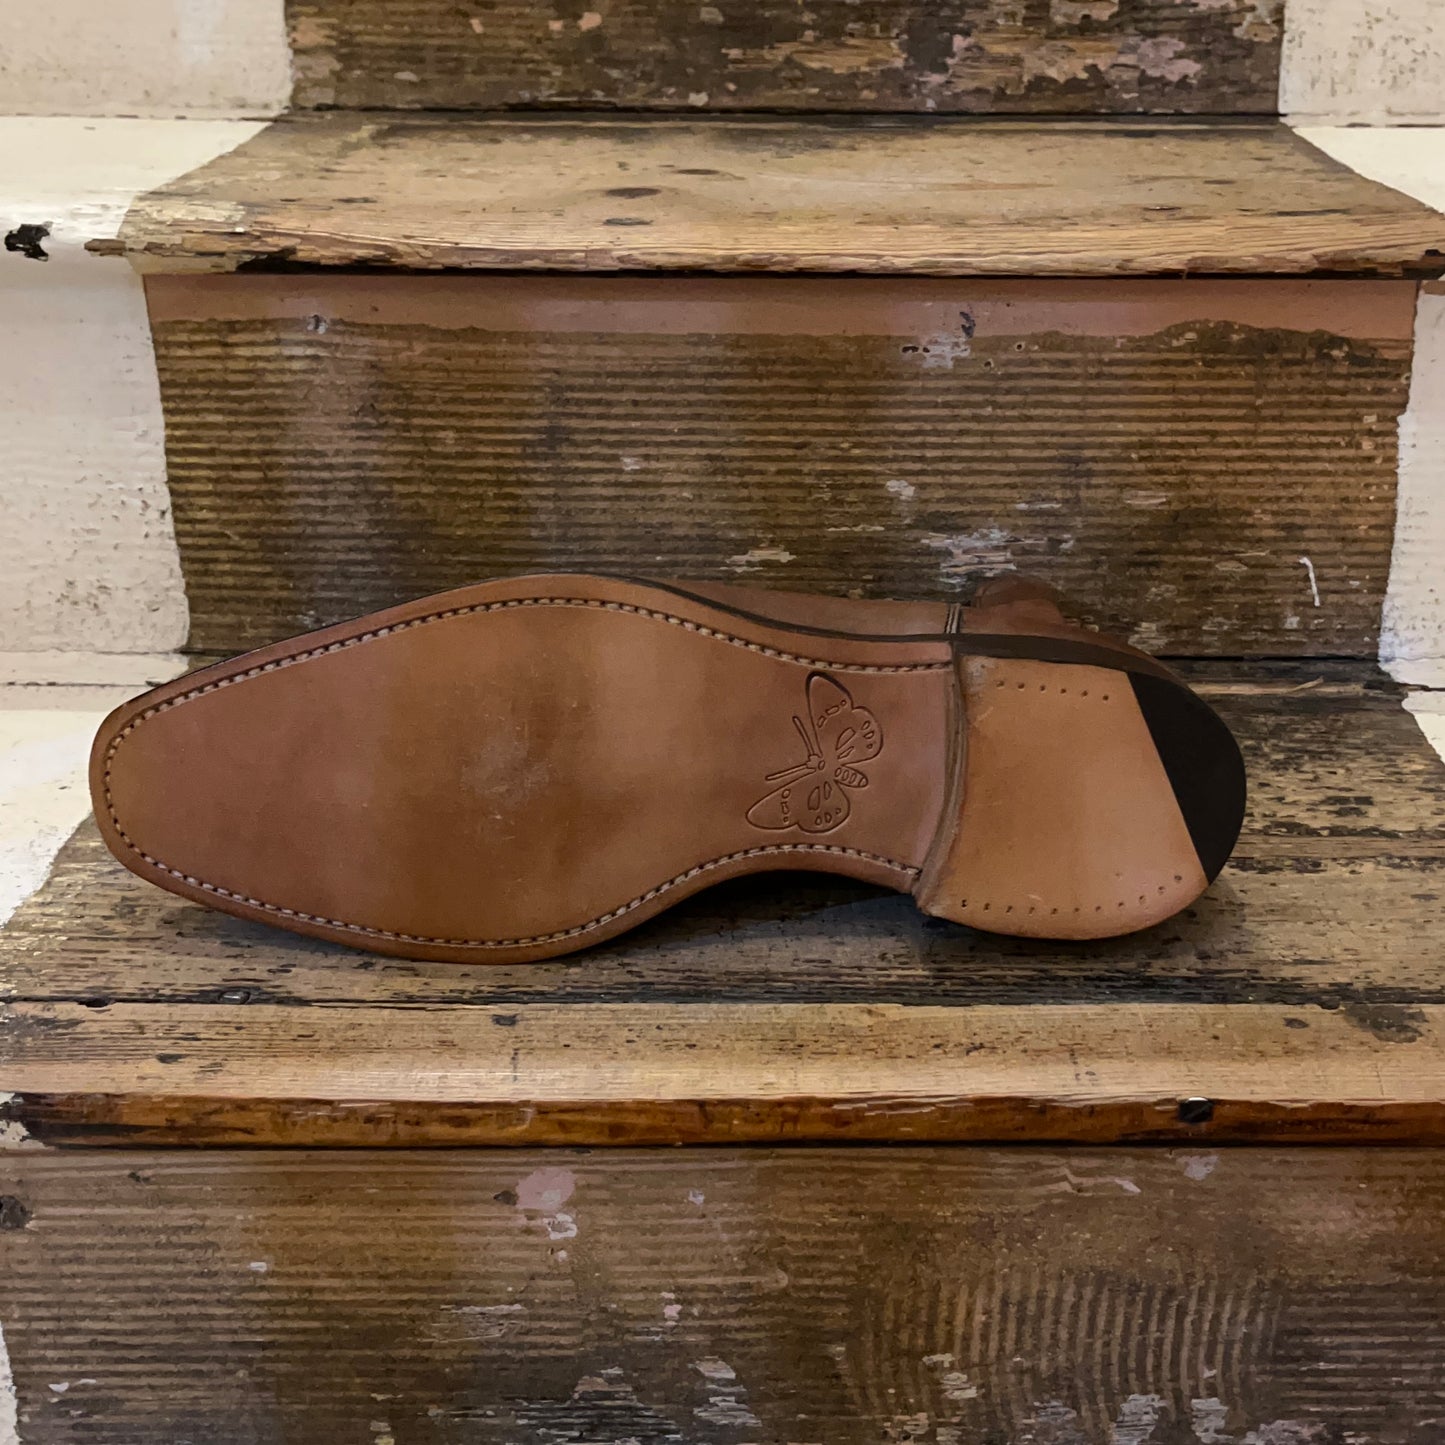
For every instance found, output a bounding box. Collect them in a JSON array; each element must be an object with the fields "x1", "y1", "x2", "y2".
[{"x1": 91, "y1": 574, "x2": 1245, "y2": 963}]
